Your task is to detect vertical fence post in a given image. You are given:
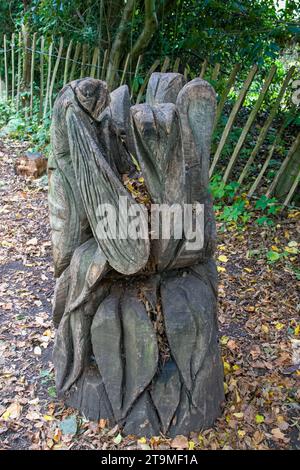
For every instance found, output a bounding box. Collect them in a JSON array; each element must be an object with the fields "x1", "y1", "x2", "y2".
[
  {"x1": 11, "y1": 33, "x2": 15, "y2": 102},
  {"x1": 223, "y1": 64, "x2": 277, "y2": 183},
  {"x1": 161, "y1": 56, "x2": 170, "y2": 73},
  {"x1": 43, "y1": 41, "x2": 53, "y2": 119},
  {"x1": 30, "y1": 32, "x2": 37, "y2": 117},
  {"x1": 173, "y1": 57, "x2": 180, "y2": 73},
  {"x1": 49, "y1": 37, "x2": 64, "y2": 111},
  {"x1": 16, "y1": 32, "x2": 22, "y2": 111},
  {"x1": 80, "y1": 44, "x2": 88, "y2": 78},
  {"x1": 90, "y1": 46, "x2": 99, "y2": 79},
  {"x1": 39, "y1": 36, "x2": 45, "y2": 118},
  {"x1": 63, "y1": 39, "x2": 73, "y2": 85},
  {"x1": 209, "y1": 64, "x2": 258, "y2": 177},
  {"x1": 213, "y1": 63, "x2": 241, "y2": 131},
  {"x1": 131, "y1": 54, "x2": 142, "y2": 99},
  {"x1": 120, "y1": 53, "x2": 130, "y2": 86},
  {"x1": 200, "y1": 59, "x2": 207, "y2": 78},
  {"x1": 238, "y1": 66, "x2": 296, "y2": 185},
  {"x1": 101, "y1": 49, "x2": 108, "y2": 80},
  {"x1": 4, "y1": 35, "x2": 8, "y2": 101}
]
